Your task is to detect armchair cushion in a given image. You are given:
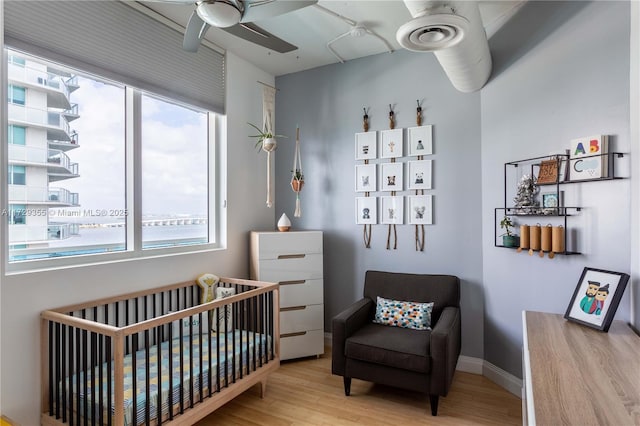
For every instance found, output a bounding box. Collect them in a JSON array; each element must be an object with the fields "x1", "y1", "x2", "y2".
[
  {"x1": 345, "y1": 323, "x2": 431, "y2": 373},
  {"x1": 373, "y1": 296, "x2": 434, "y2": 330}
]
